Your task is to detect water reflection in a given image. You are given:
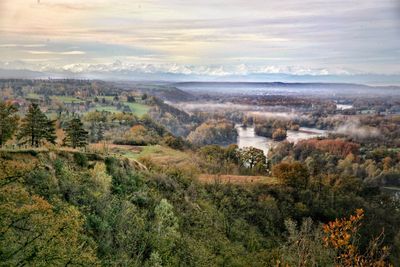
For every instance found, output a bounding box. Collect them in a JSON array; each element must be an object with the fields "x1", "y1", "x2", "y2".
[
  {"x1": 236, "y1": 125, "x2": 327, "y2": 156},
  {"x1": 236, "y1": 125, "x2": 274, "y2": 156}
]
